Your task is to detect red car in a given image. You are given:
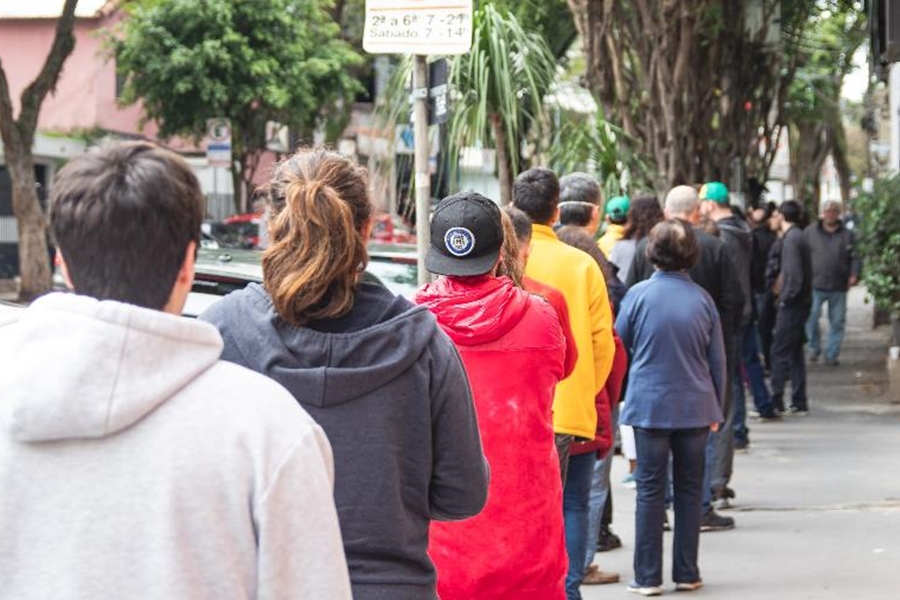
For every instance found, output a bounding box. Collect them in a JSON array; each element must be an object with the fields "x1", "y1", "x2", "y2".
[{"x1": 369, "y1": 212, "x2": 415, "y2": 244}]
